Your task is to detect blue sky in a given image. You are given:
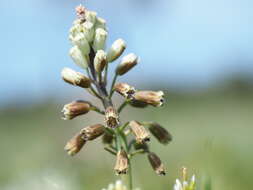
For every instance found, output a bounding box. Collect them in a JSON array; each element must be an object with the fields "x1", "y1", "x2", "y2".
[{"x1": 0, "y1": 0, "x2": 252, "y2": 104}]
